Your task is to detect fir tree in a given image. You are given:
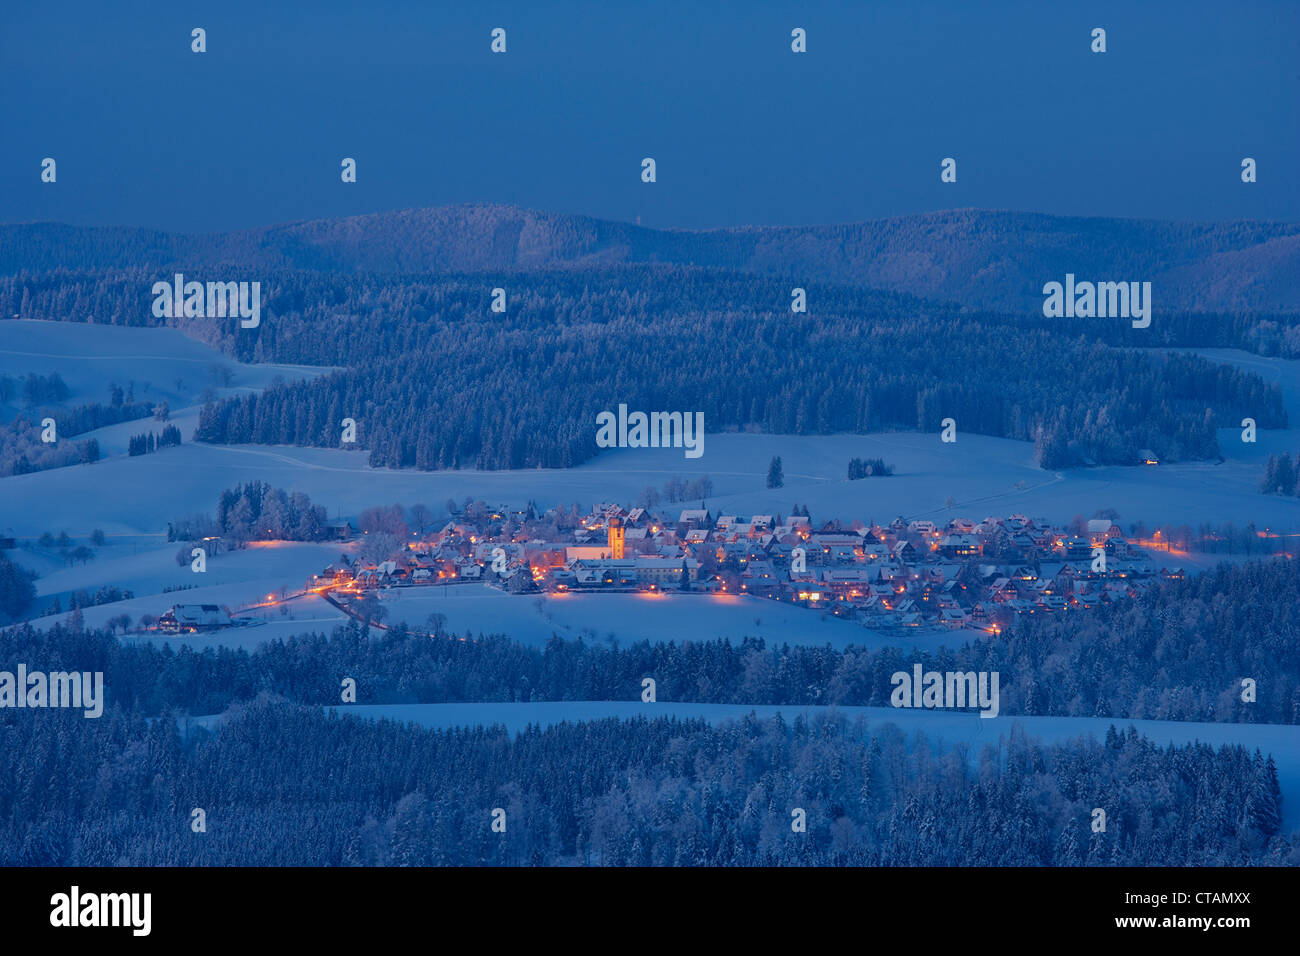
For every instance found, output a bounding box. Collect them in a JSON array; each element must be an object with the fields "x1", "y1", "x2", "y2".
[{"x1": 766, "y1": 456, "x2": 784, "y2": 488}]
